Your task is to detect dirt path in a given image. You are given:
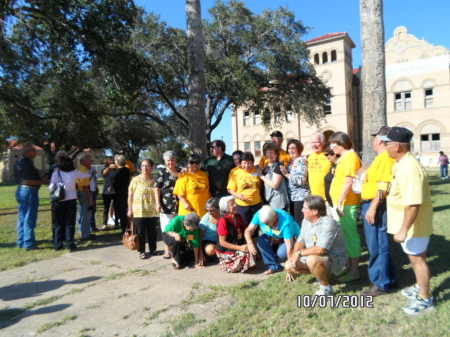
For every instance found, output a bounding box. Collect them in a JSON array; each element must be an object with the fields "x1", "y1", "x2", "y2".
[{"x1": 0, "y1": 242, "x2": 266, "y2": 337}]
